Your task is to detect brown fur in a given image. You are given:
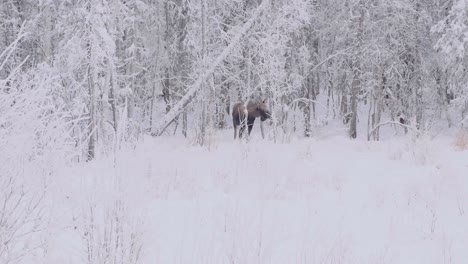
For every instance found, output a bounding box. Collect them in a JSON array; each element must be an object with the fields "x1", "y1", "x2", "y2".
[{"x1": 232, "y1": 99, "x2": 271, "y2": 139}]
